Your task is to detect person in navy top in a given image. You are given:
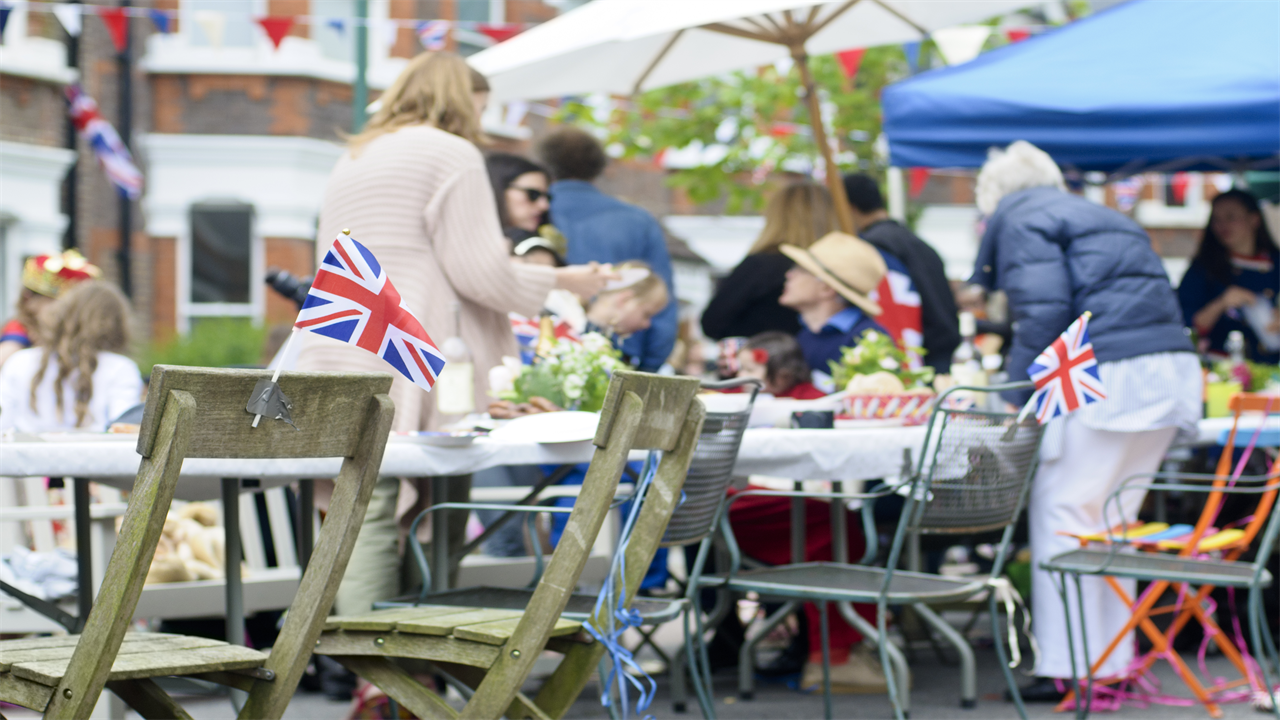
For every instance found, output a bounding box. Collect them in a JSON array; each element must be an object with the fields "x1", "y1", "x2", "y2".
[
  {"x1": 1177, "y1": 188, "x2": 1280, "y2": 363},
  {"x1": 777, "y1": 232, "x2": 889, "y2": 388},
  {"x1": 538, "y1": 127, "x2": 676, "y2": 372}
]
